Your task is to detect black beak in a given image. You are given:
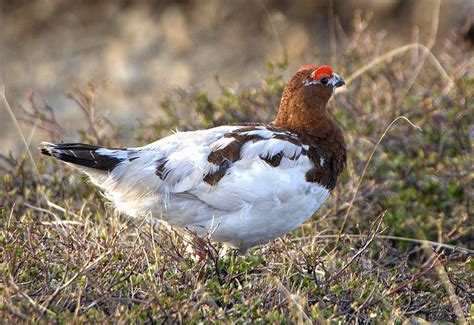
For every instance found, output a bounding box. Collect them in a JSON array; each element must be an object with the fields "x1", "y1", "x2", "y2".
[{"x1": 335, "y1": 78, "x2": 345, "y2": 88}]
